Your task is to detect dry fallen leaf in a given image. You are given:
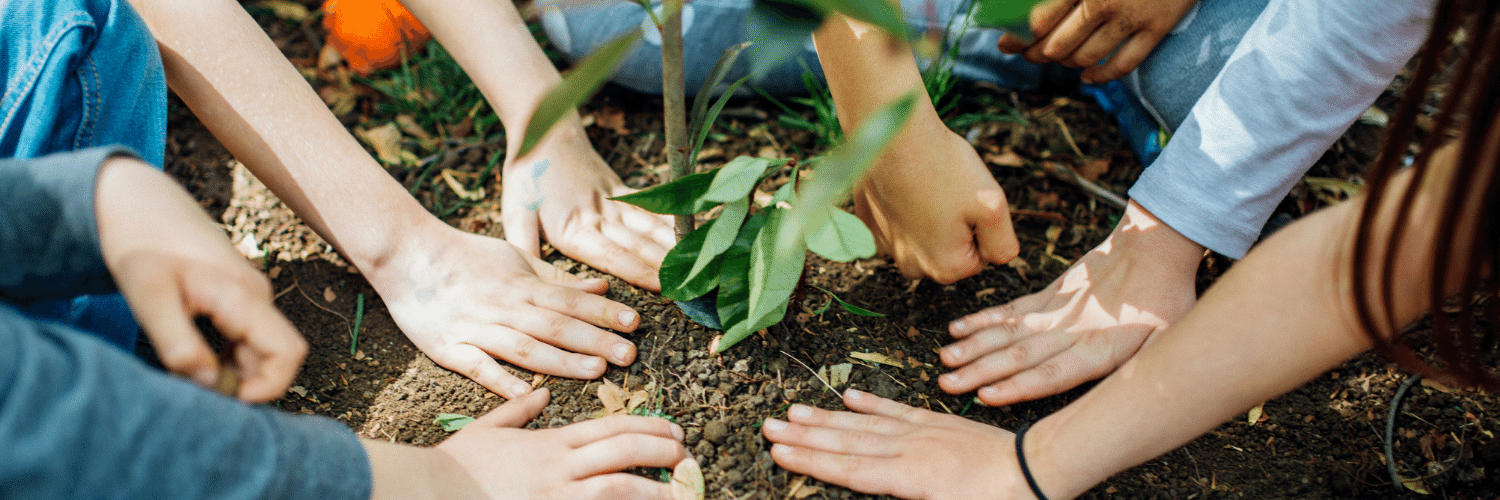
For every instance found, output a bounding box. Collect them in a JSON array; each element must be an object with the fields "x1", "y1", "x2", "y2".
[
  {"x1": 355, "y1": 122, "x2": 404, "y2": 165},
  {"x1": 254, "y1": 0, "x2": 311, "y2": 22},
  {"x1": 986, "y1": 147, "x2": 1027, "y2": 167},
  {"x1": 1247, "y1": 404, "x2": 1265, "y2": 426},
  {"x1": 849, "y1": 352, "x2": 904, "y2": 368},
  {"x1": 323, "y1": 287, "x2": 337, "y2": 303},
  {"x1": 1075, "y1": 157, "x2": 1111, "y2": 182},
  {"x1": 975, "y1": 288, "x2": 996, "y2": 299},
  {"x1": 596, "y1": 106, "x2": 631, "y2": 135},
  {"x1": 672, "y1": 457, "x2": 705, "y2": 500},
  {"x1": 784, "y1": 475, "x2": 822, "y2": 500},
  {"x1": 441, "y1": 169, "x2": 485, "y2": 201},
  {"x1": 905, "y1": 326, "x2": 920, "y2": 339},
  {"x1": 816, "y1": 363, "x2": 852, "y2": 389},
  {"x1": 598, "y1": 379, "x2": 627, "y2": 416},
  {"x1": 626, "y1": 390, "x2": 649, "y2": 414}
]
